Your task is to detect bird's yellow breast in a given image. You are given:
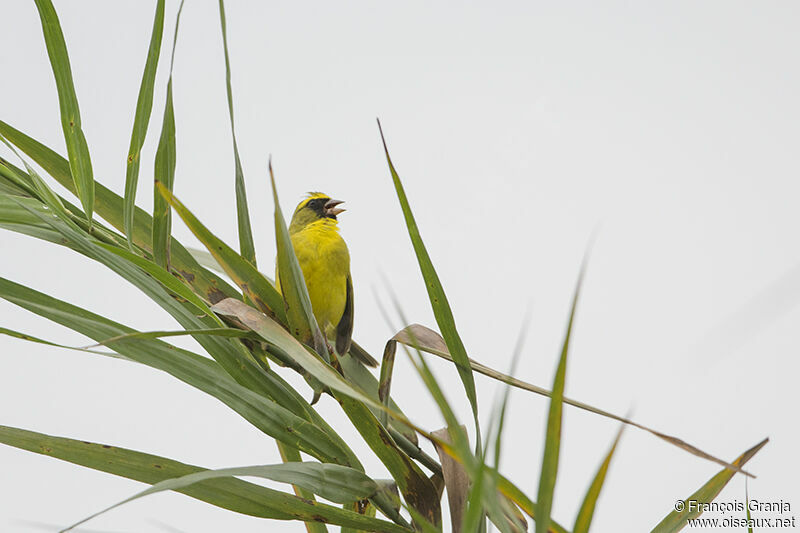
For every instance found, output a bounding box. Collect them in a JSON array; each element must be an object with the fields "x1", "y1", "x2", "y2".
[{"x1": 287, "y1": 220, "x2": 350, "y2": 330}]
